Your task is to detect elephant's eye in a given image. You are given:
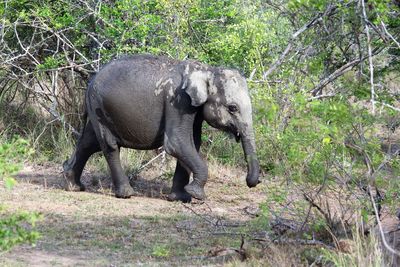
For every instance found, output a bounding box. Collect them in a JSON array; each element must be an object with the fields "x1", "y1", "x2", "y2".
[{"x1": 228, "y1": 104, "x2": 239, "y2": 113}]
